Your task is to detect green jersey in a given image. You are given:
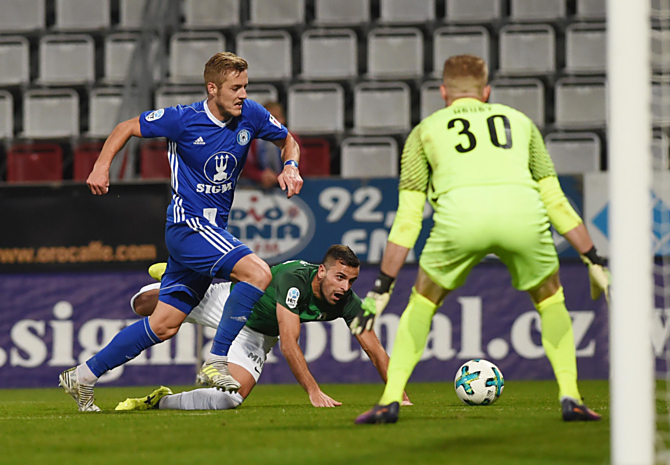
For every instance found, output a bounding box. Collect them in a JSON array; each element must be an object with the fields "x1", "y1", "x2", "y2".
[
  {"x1": 399, "y1": 98, "x2": 557, "y2": 201},
  {"x1": 244, "y1": 260, "x2": 362, "y2": 337}
]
